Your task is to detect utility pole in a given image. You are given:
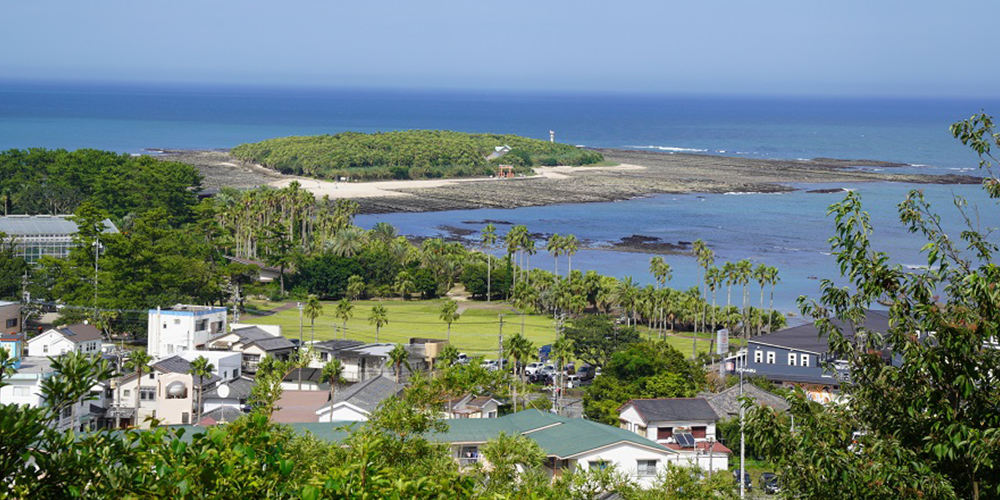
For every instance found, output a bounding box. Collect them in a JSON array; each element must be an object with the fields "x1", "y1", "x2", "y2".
[
  {"x1": 498, "y1": 314, "x2": 505, "y2": 366},
  {"x1": 739, "y1": 349, "x2": 746, "y2": 499},
  {"x1": 297, "y1": 302, "x2": 304, "y2": 390}
]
